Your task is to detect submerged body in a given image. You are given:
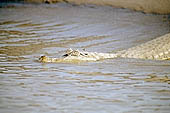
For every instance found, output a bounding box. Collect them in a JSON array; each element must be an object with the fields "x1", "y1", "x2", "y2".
[{"x1": 39, "y1": 33, "x2": 170, "y2": 63}]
